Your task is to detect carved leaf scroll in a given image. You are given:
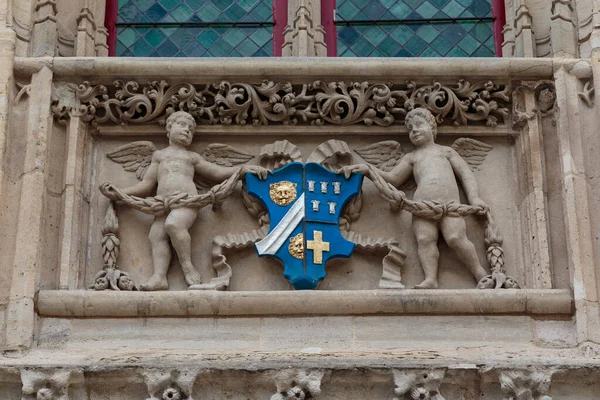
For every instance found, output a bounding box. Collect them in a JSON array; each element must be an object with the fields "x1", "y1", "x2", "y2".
[{"x1": 74, "y1": 79, "x2": 509, "y2": 127}]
